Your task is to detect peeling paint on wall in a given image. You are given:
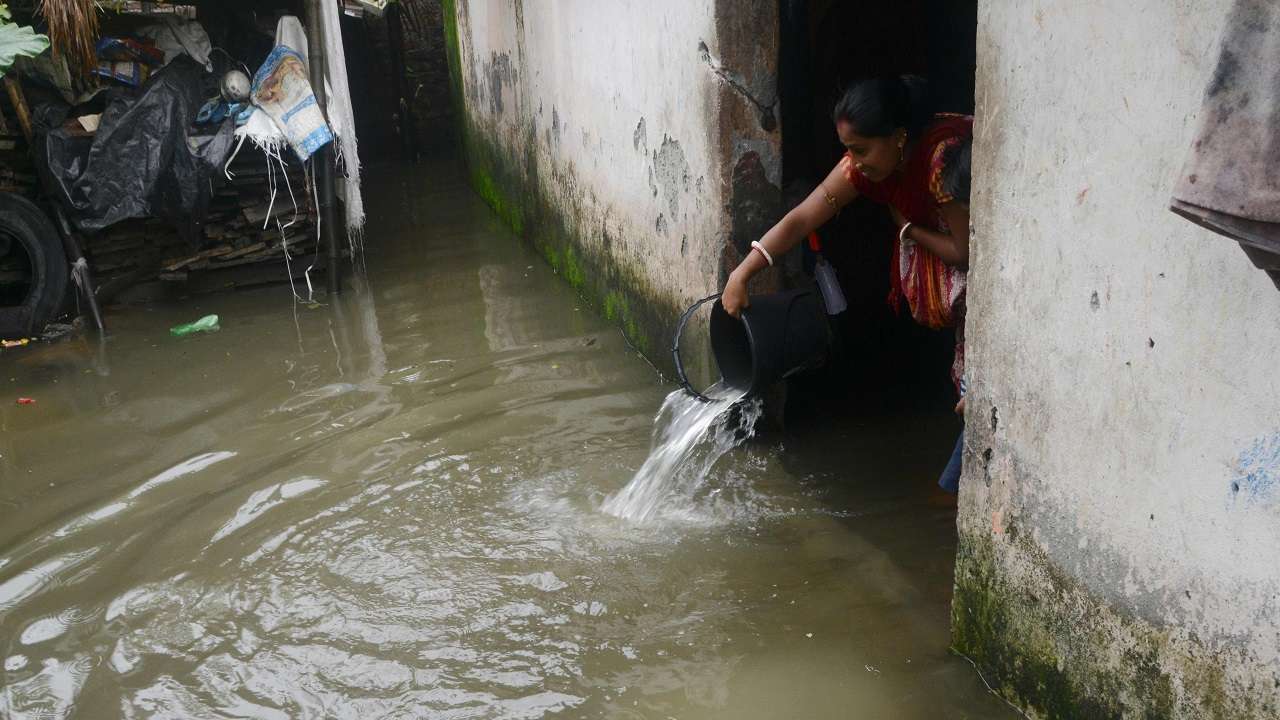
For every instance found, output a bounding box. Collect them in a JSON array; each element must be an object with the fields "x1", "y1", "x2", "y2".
[
  {"x1": 728, "y1": 151, "x2": 781, "y2": 258},
  {"x1": 445, "y1": 0, "x2": 777, "y2": 374},
  {"x1": 1229, "y1": 434, "x2": 1280, "y2": 507},
  {"x1": 652, "y1": 136, "x2": 690, "y2": 220},
  {"x1": 484, "y1": 51, "x2": 515, "y2": 115}
]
